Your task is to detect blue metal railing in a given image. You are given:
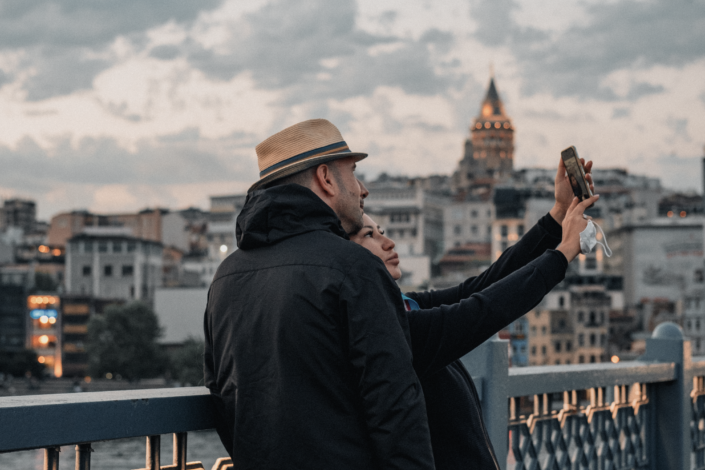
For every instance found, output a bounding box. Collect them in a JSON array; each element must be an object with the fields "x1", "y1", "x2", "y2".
[{"x1": 0, "y1": 322, "x2": 702, "y2": 469}]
